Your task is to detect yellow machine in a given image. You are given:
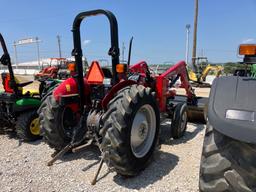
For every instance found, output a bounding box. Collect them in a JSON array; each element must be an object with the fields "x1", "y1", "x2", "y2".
[
  {"x1": 188, "y1": 57, "x2": 223, "y2": 85},
  {"x1": 189, "y1": 64, "x2": 224, "y2": 82}
]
